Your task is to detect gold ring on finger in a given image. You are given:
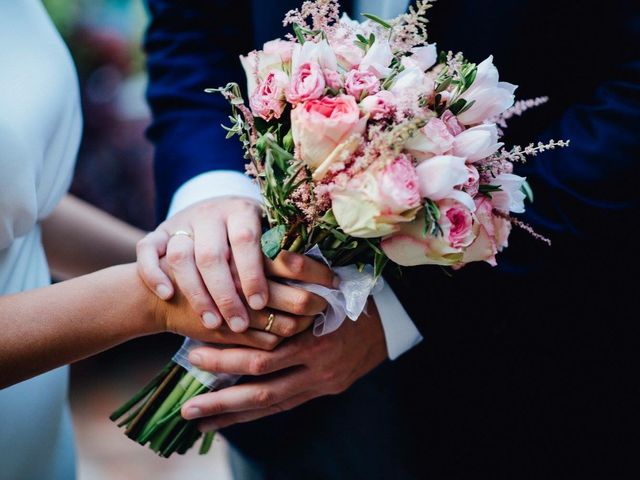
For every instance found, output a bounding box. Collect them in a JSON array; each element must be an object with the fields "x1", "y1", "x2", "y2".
[
  {"x1": 264, "y1": 313, "x2": 276, "y2": 333},
  {"x1": 170, "y1": 230, "x2": 193, "y2": 240}
]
